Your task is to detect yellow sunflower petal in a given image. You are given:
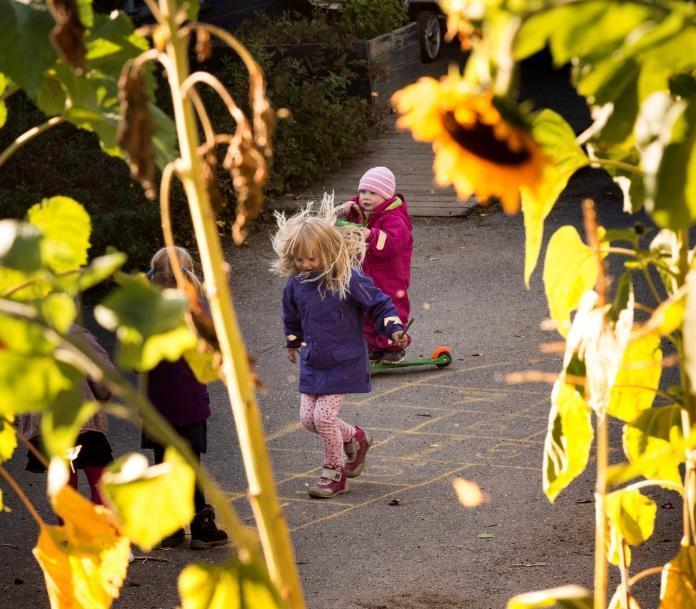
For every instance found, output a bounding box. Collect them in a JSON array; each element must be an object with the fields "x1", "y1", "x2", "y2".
[{"x1": 394, "y1": 73, "x2": 548, "y2": 214}]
